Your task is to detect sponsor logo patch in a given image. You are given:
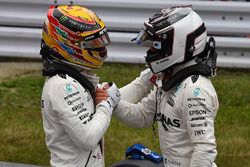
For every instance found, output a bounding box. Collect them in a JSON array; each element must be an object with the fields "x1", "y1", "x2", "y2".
[
  {"x1": 67, "y1": 97, "x2": 81, "y2": 105},
  {"x1": 64, "y1": 91, "x2": 80, "y2": 100},
  {"x1": 189, "y1": 110, "x2": 206, "y2": 116},
  {"x1": 66, "y1": 83, "x2": 73, "y2": 94},
  {"x1": 187, "y1": 97, "x2": 205, "y2": 101},
  {"x1": 193, "y1": 88, "x2": 201, "y2": 97},
  {"x1": 155, "y1": 112, "x2": 180, "y2": 131},
  {"x1": 194, "y1": 130, "x2": 206, "y2": 135},
  {"x1": 167, "y1": 96, "x2": 175, "y2": 107},
  {"x1": 188, "y1": 103, "x2": 206, "y2": 108},
  {"x1": 72, "y1": 102, "x2": 84, "y2": 111},
  {"x1": 190, "y1": 117, "x2": 205, "y2": 121}
]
